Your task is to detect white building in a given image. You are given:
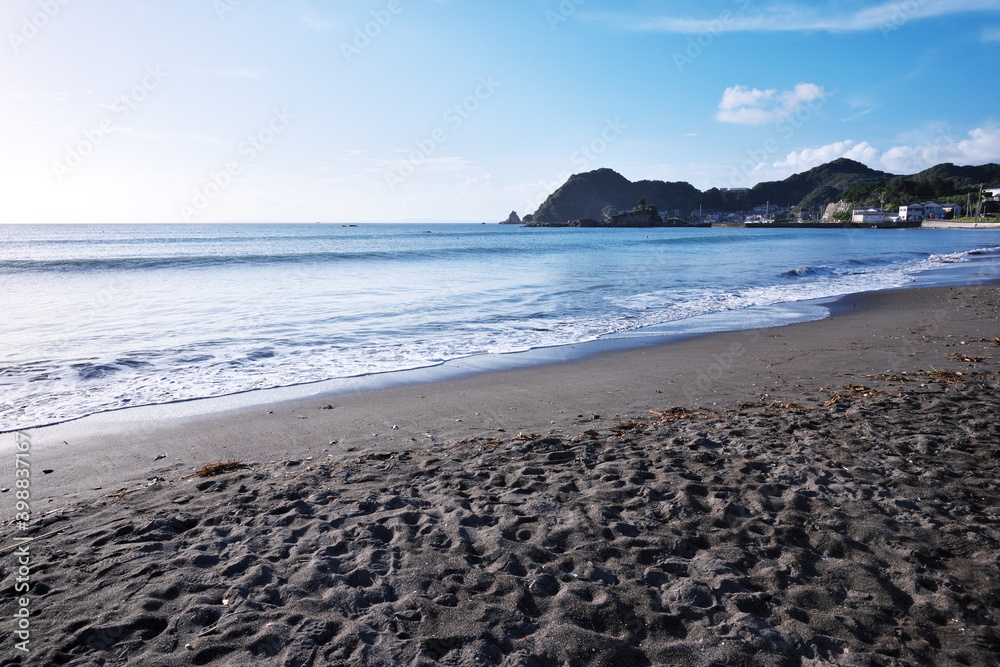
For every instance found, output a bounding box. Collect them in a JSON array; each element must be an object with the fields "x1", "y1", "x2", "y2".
[
  {"x1": 898, "y1": 204, "x2": 925, "y2": 222},
  {"x1": 851, "y1": 208, "x2": 887, "y2": 224}
]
